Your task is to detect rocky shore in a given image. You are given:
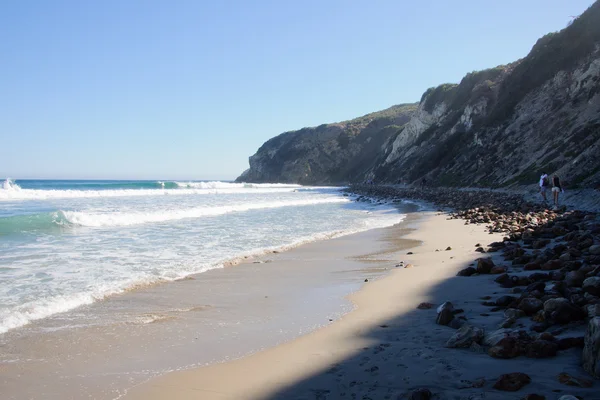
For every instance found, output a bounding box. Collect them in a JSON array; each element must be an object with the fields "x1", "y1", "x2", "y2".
[{"x1": 348, "y1": 184, "x2": 600, "y2": 399}]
